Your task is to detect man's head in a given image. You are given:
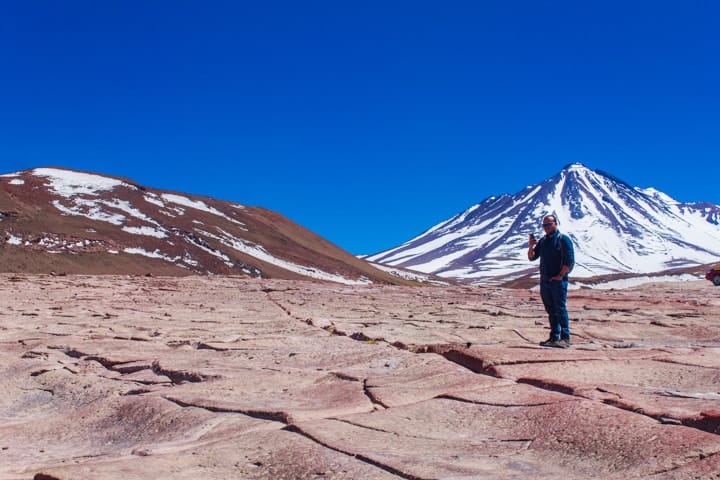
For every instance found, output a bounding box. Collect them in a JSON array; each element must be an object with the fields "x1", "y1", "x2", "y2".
[{"x1": 542, "y1": 215, "x2": 558, "y2": 234}]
